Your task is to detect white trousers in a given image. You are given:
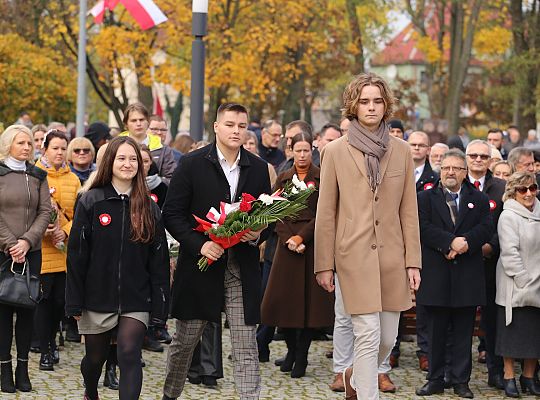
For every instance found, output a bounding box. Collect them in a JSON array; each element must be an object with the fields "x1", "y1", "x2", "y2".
[
  {"x1": 332, "y1": 274, "x2": 393, "y2": 375},
  {"x1": 350, "y1": 311, "x2": 400, "y2": 400}
]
